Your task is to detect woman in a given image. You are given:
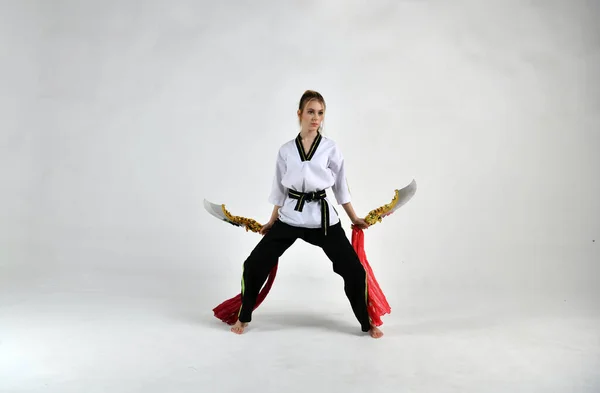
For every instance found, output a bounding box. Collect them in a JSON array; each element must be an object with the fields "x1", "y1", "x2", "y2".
[{"x1": 231, "y1": 90, "x2": 383, "y2": 338}]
